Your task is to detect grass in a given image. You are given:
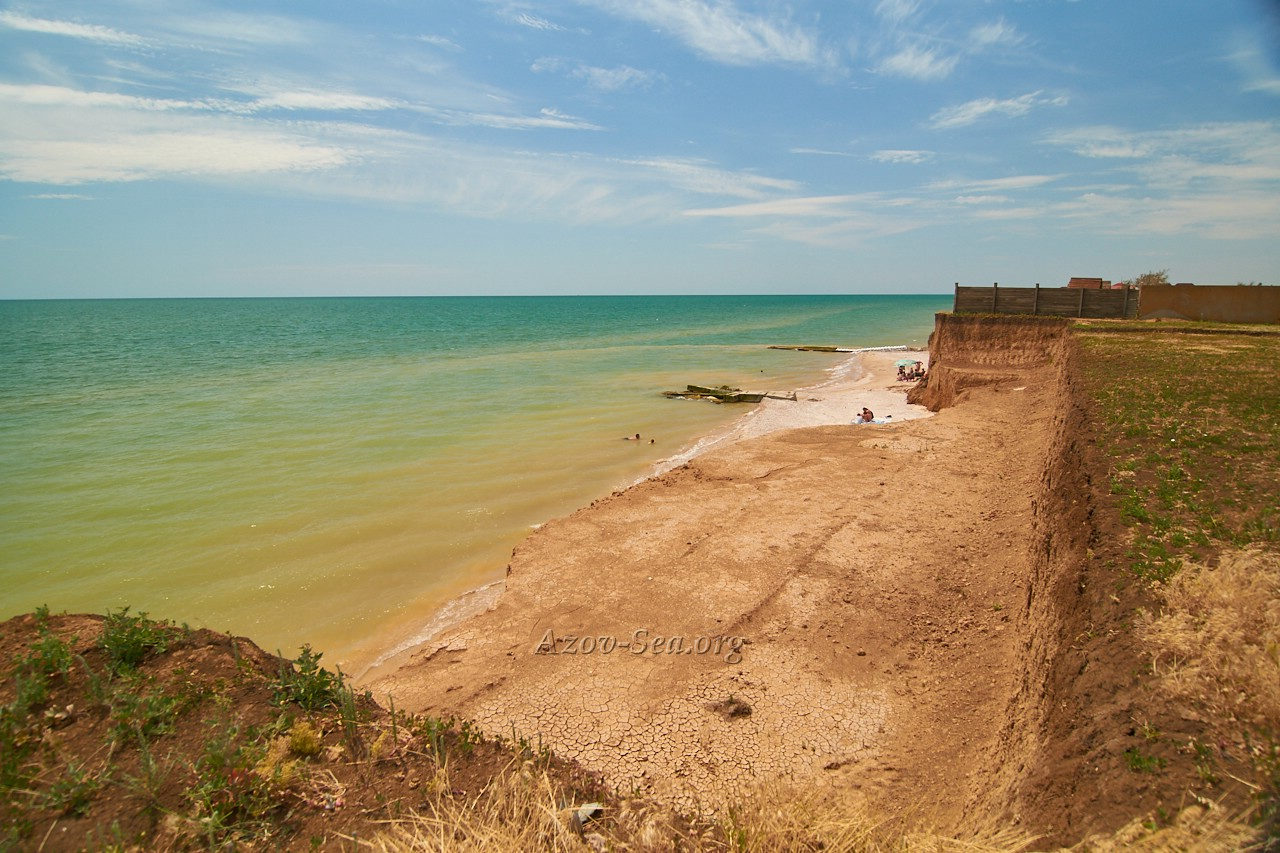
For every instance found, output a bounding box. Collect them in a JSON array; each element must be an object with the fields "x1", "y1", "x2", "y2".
[
  {"x1": 272, "y1": 643, "x2": 345, "y2": 711},
  {"x1": 98, "y1": 607, "x2": 179, "y2": 675},
  {"x1": 1124, "y1": 747, "x2": 1166, "y2": 774},
  {"x1": 1077, "y1": 328, "x2": 1280, "y2": 582},
  {"x1": 1078, "y1": 324, "x2": 1280, "y2": 843}
]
